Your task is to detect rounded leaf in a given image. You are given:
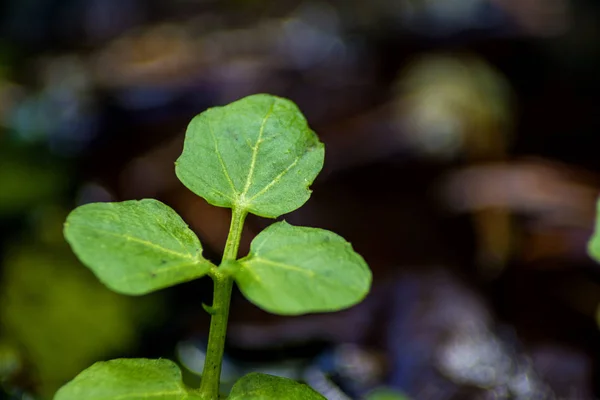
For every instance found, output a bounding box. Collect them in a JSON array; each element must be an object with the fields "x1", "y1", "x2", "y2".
[
  {"x1": 64, "y1": 199, "x2": 211, "y2": 295},
  {"x1": 54, "y1": 358, "x2": 202, "y2": 400},
  {"x1": 234, "y1": 221, "x2": 371, "y2": 315},
  {"x1": 175, "y1": 94, "x2": 324, "y2": 218},
  {"x1": 229, "y1": 372, "x2": 325, "y2": 400}
]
